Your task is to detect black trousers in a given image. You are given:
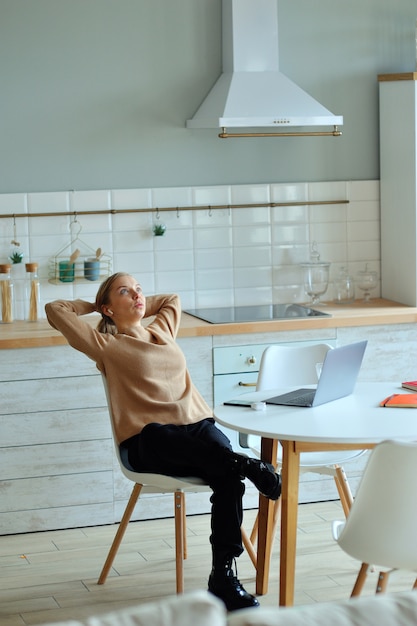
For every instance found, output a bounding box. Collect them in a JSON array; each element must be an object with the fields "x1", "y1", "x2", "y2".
[{"x1": 122, "y1": 418, "x2": 245, "y2": 558}]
